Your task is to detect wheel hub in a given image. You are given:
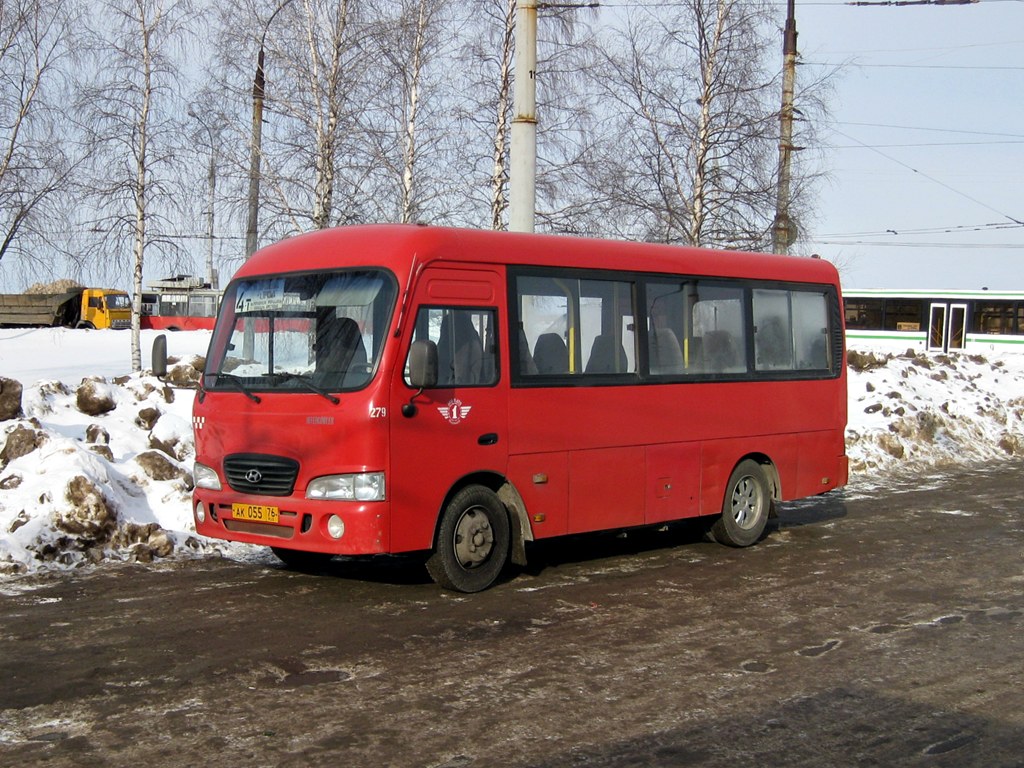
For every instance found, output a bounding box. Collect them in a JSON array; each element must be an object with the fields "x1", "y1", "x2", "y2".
[
  {"x1": 731, "y1": 477, "x2": 763, "y2": 530},
  {"x1": 454, "y1": 508, "x2": 494, "y2": 568}
]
